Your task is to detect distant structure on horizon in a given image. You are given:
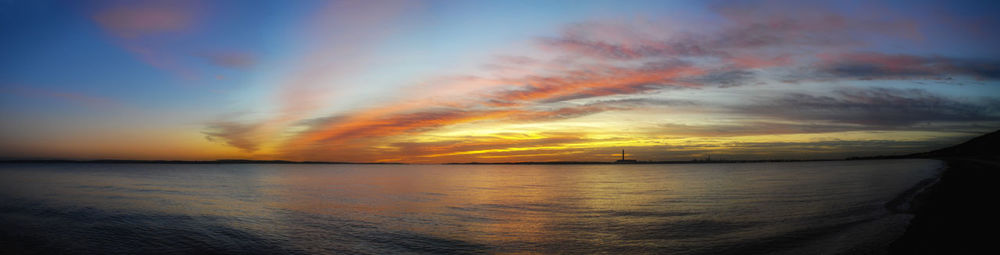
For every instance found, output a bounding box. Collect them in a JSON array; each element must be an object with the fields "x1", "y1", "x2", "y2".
[{"x1": 615, "y1": 149, "x2": 637, "y2": 163}]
